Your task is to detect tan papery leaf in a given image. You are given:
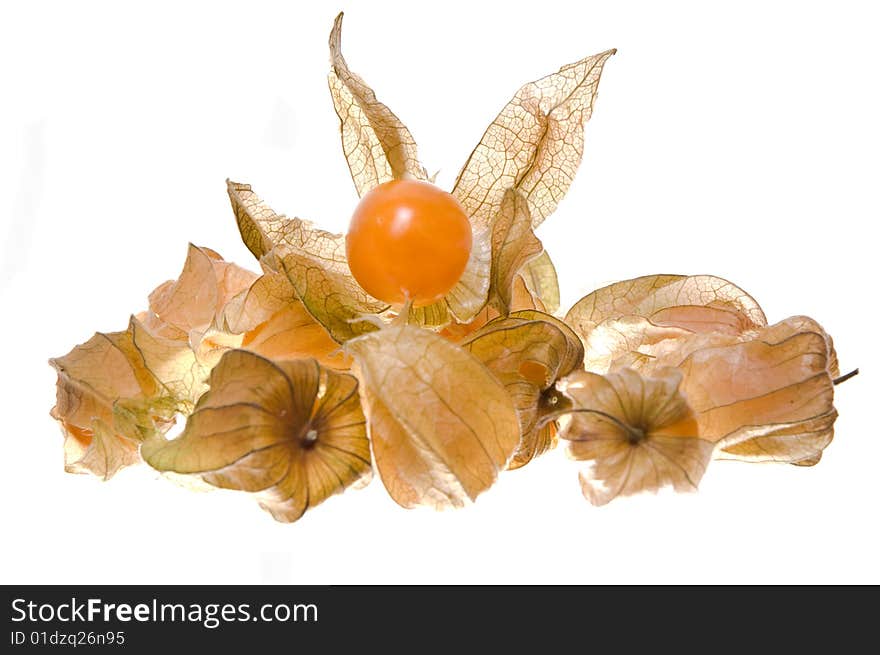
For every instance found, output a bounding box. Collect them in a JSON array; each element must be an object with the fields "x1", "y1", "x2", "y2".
[
  {"x1": 439, "y1": 274, "x2": 549, "y2": 342},
  {"x1": 520, "y1": 251, "x2": 560, "y2": 315},
  {"x1": 142, "y1": 350, "x2": 370, "y2": 523},
  {"x1": 404, "y1": 300, "x2": 452, "y2": 330},
  {"x1": 511, "y1": 274, "x2": 547, "y2": 312},
  {"x1": 752, "y1": 315, "x2": 840, "y2": 379},
  {"x1": 228, "y1": 181, "x2": 387, "y2": 343},
  {"x1": 130, "y1": 316, "x2": 209, "y2": 411},
  {"x1": 674, "y1": 321, "x2": 838, "y2": 466},
  {"x1": 270, "y1": 246, "x2": 387, "y2": 344},
  {"x1": 136, "y1": 243, "x2": 257, "y2": 391},
  {"x1": 440, "y1": 224, "x2": 492, "y2": 323},
  {"x1": 227, "y1": 180, "x2": 292, "y2": 260},
  {"x1": 328, "y1": 12, "x2": 427, "y2": 197},
  {"x1": 49, "y1": 327, "x2": 171, "y2": 480},
  {"x1": 463, "y1": 310, "x2": 583, "y2": 469},
  {"x1": 144, "y1": 243, "x2": 257, "y2": 339},
  {"x1": 453, "y1": 49, "x2": 616, "y2": 230},
  {"x1": 565, "y1": 274, "x2": 768, "y2": 373},
  {"x1": 219, "y1": 271, "x2": 351, "y2": 369},
  {"x1": 345, "y1": 325, "x2": 520, "y2": 508},
  {"x1": 241, "y1": 302, "x2": 351, "y2": 370},
  {"x1": 217, "y1": 269, "x2": 297, "y2": 335},
  {"x1": 559, "y1": 367, "x2": 712, "y2": 506},
  {"x1": 487, "y1": 189, "x2": 543, "y2": 315}
]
